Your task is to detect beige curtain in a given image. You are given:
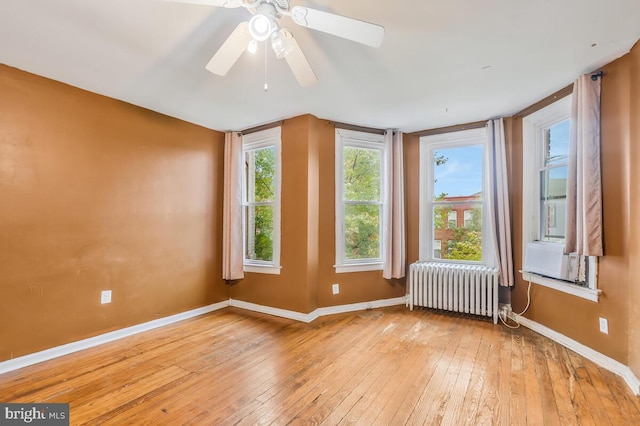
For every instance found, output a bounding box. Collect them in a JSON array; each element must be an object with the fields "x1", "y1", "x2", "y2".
[
  {"x1": 383, "y1": 130, "x2": 406, "y2": 279},
  {"x1": 222, "y1": 132, "x2": 244, "y2": 280},
  {"x1": 488, "y1": 119, "x2": 514, "y2": 287},
  {"x1": 565, "y1": 75, "x2": 603, "y2": 257}
]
